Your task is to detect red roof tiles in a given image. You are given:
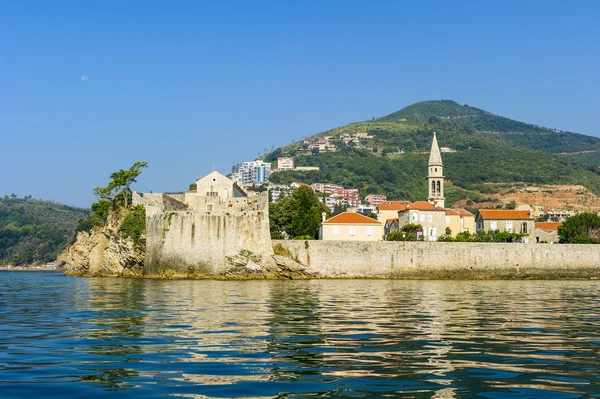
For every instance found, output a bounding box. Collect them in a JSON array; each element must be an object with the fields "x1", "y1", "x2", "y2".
[
  {"x1": 478, "y1": 210, "x2": 533, "y2": 220},
  {"x1": 535, "y1": 222, "x2": 563, "y2": 232},
  {"x1": 323, "y1": 212, "x2": 382, "y2": 225}
]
